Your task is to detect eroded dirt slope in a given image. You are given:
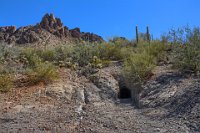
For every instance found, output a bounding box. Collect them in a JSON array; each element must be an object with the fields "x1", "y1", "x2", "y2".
[{"x1": 0, "y1": 64, "x2": 199, "y2": 133}]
